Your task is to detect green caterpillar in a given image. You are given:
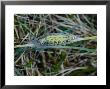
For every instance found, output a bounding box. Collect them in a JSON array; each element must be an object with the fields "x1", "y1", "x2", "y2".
[{"x1": 39, "y1": 33, "x2": 78, "y2": 46}]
